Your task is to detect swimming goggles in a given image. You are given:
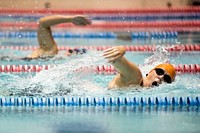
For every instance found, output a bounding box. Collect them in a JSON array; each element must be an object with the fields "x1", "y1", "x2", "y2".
[
  {"x1": 152, "y1": 68, "x2": 172, "y2": 86},
  {"x1": 68, "y1": 48, "x2": 87, "y2": 54}
]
